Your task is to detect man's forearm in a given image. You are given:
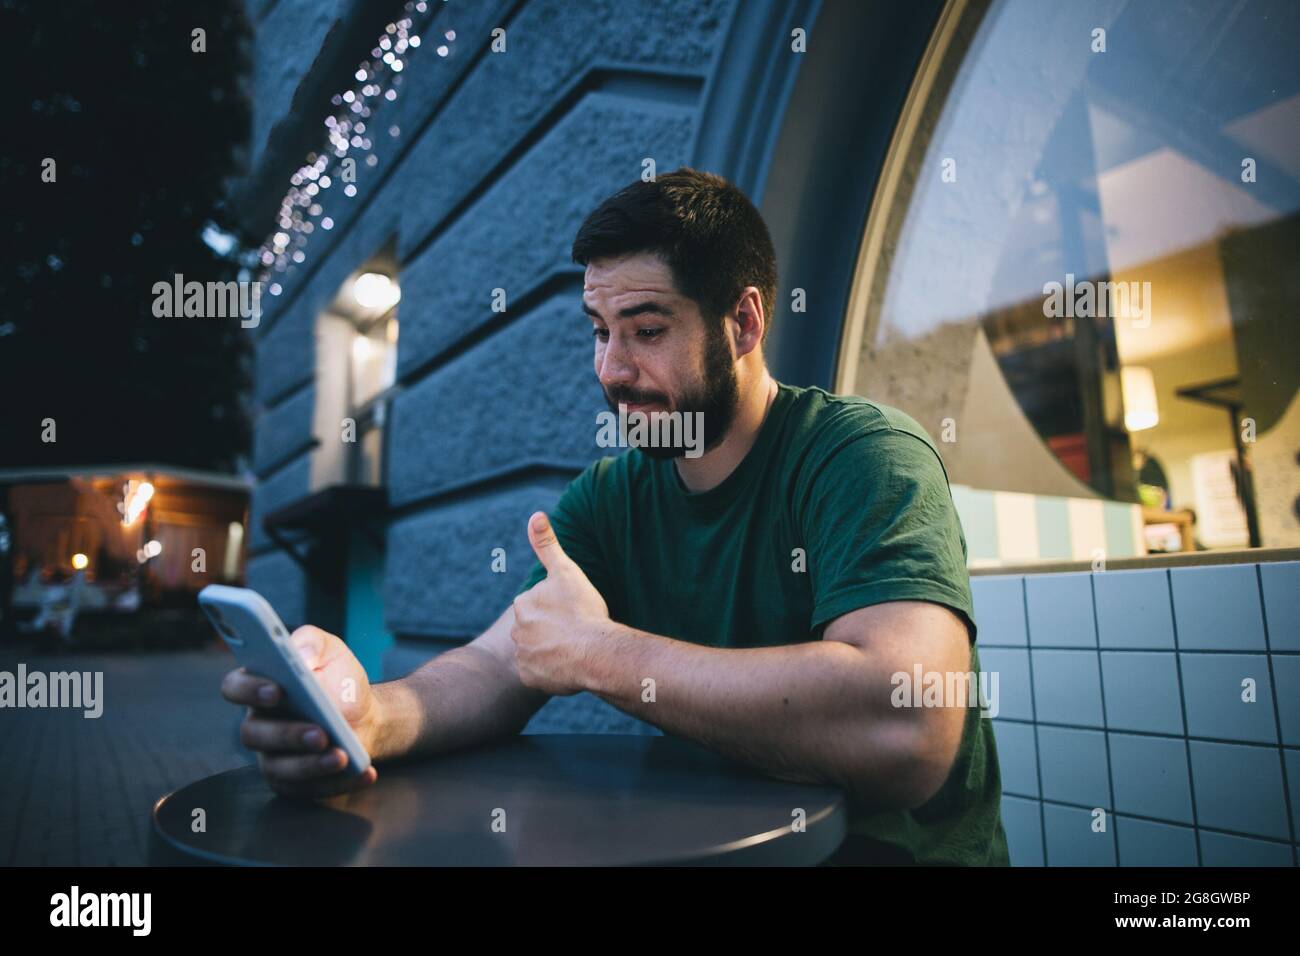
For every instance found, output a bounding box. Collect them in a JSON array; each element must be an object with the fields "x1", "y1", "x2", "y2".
[
  {"x1": 368, "y1": 644, "x2": 541, "y2": 762},
  {"x1": 580, "y1": 623, "x2": 927, "y2": 808}
]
